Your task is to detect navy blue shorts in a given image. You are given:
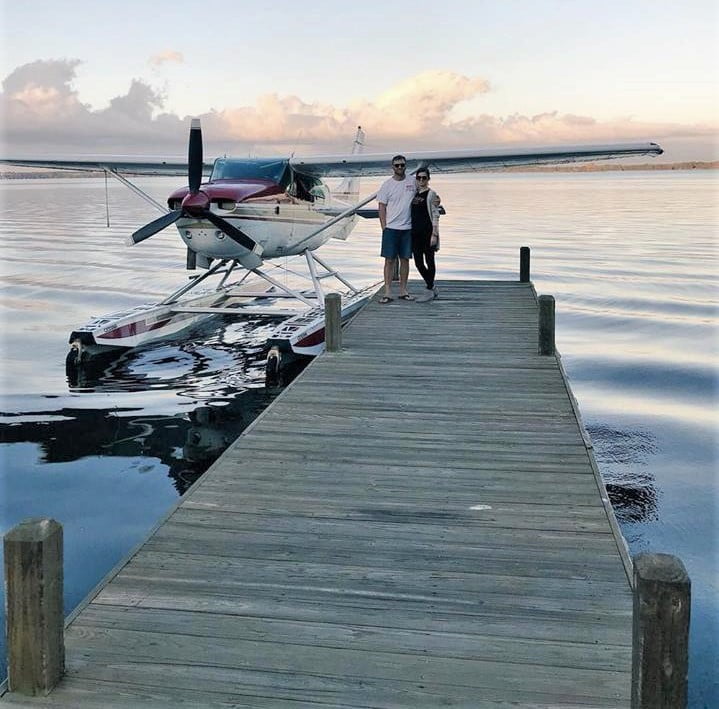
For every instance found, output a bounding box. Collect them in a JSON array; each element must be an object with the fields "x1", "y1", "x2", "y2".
[{"x1": 381, "y1": 228, "x2": 412, "y2": 260}]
